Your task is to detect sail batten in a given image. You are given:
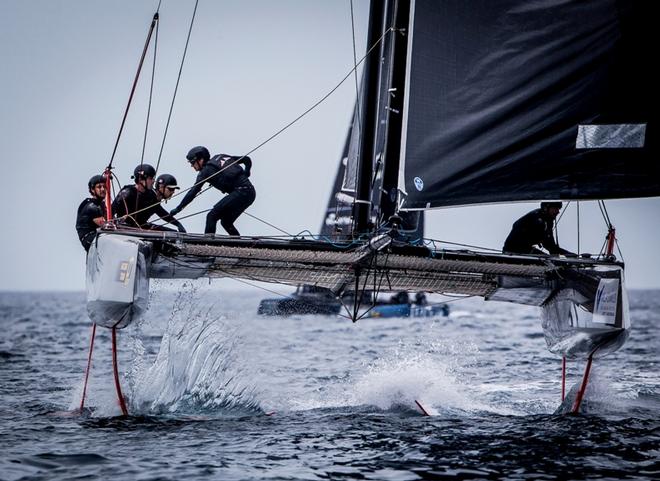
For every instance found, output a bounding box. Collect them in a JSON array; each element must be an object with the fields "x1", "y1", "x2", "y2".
[{"x1": 398, "y1": 0, "x2": 658, "y2": 209}]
